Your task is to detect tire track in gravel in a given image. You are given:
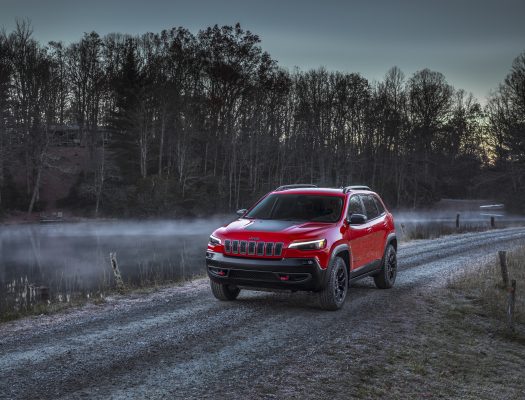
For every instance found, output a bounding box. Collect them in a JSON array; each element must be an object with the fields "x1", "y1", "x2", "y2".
[{"x1": 0, "y1": 227, "x2": 524, "y2": 399}]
